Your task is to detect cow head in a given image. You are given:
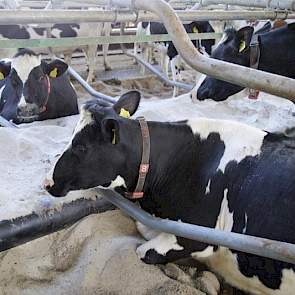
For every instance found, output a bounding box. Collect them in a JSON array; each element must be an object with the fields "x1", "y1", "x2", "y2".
[
  {"x1": 44, "y1": 91, "x2": 141, "y2": 197},
  {"x1": 193, "y1": 26, "x2": 254, "y2": 102},
  {"x1": 0, "y1": 49, "x2": 68, "y2": 122}
]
